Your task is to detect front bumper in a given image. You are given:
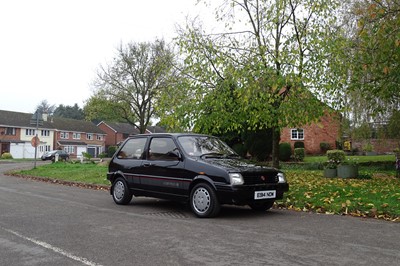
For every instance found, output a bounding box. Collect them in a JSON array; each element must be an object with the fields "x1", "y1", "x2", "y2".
[{"x1": 215, "y1": 183, "x2": 289, "y2": 205}]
